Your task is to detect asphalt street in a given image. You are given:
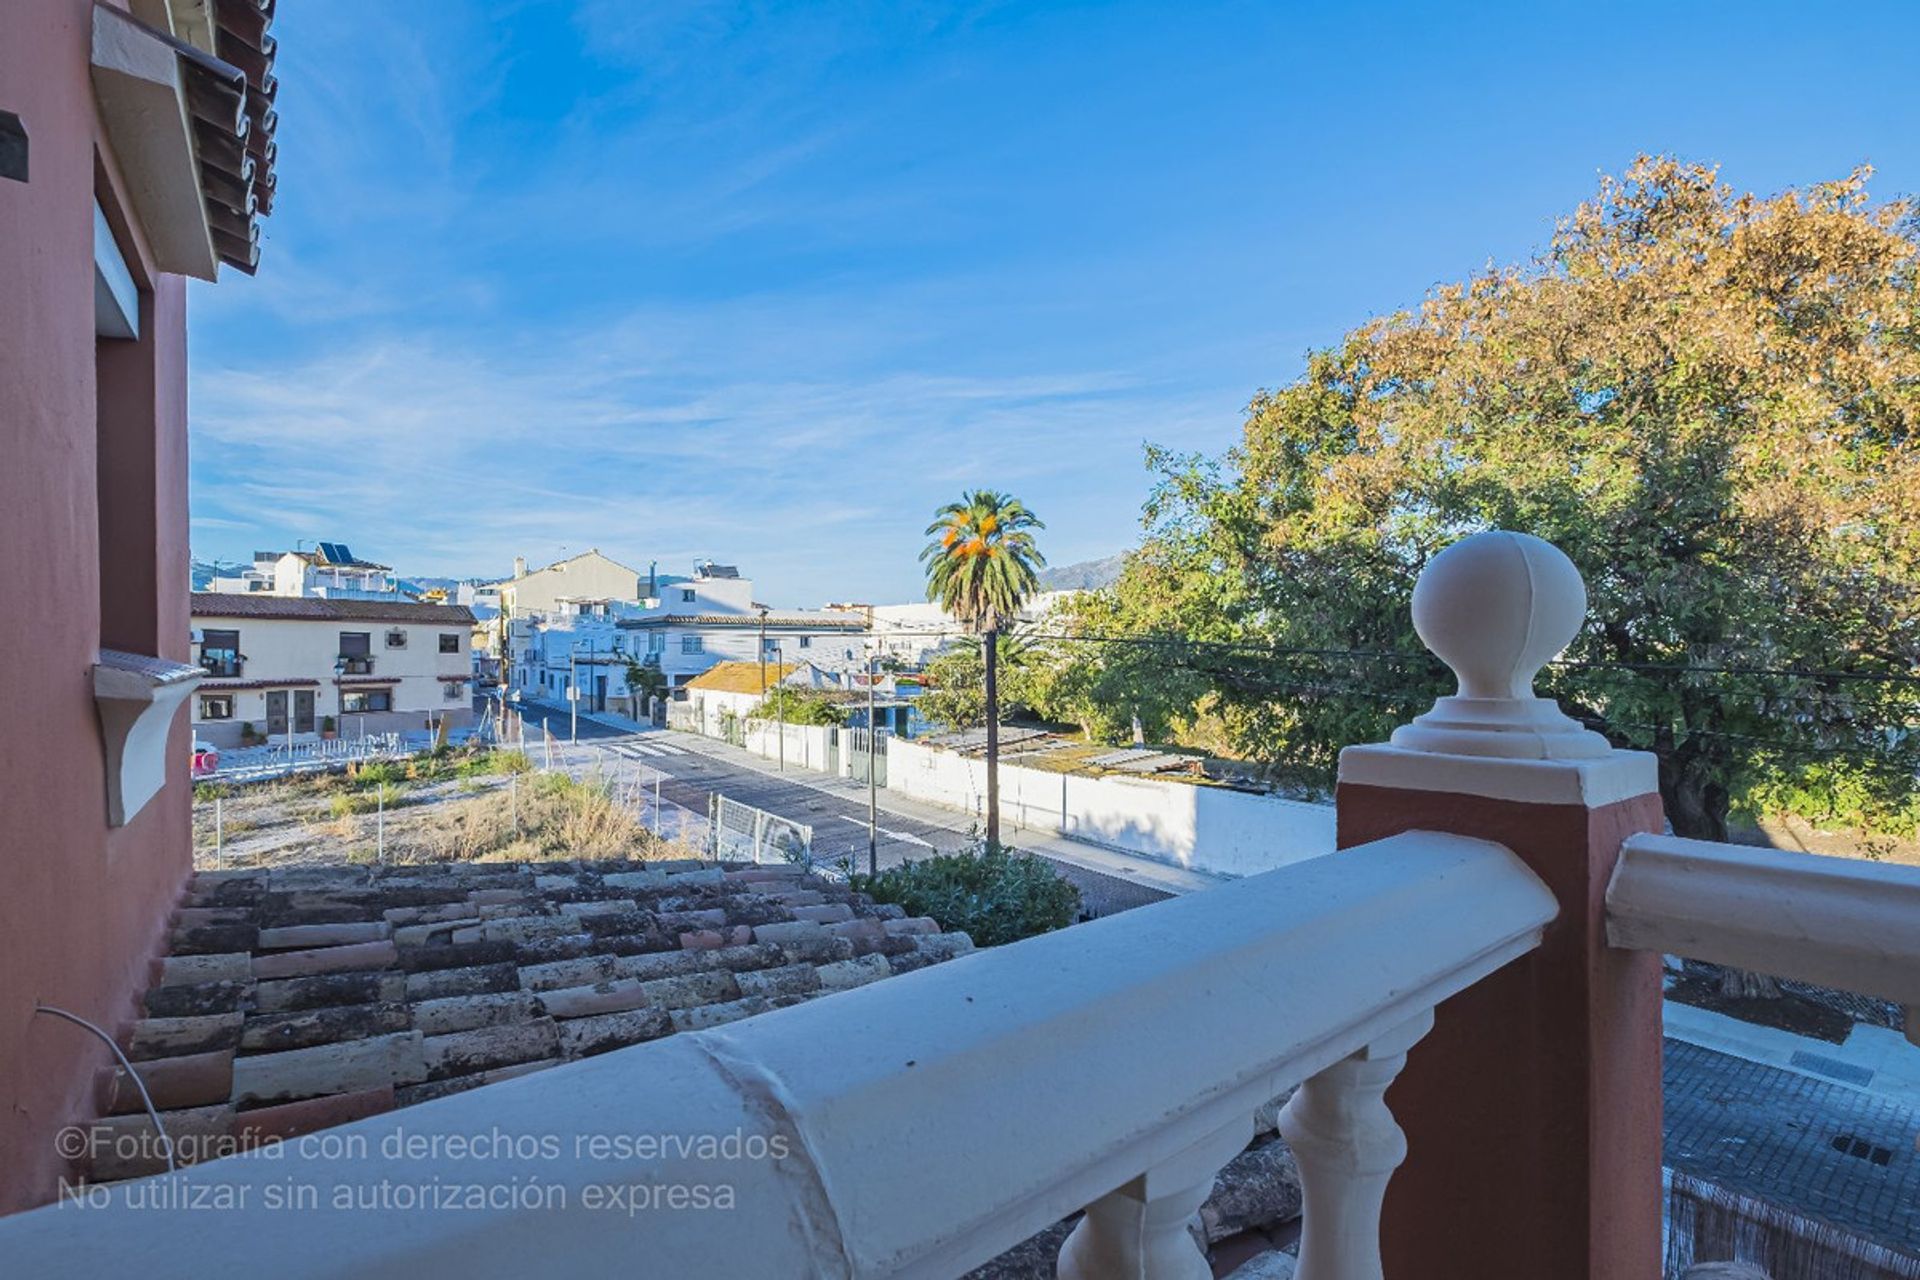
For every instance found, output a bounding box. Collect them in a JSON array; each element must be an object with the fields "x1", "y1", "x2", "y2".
[{"x1": 484, "y1": 699, "x2": 1173, "y2": 918}]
